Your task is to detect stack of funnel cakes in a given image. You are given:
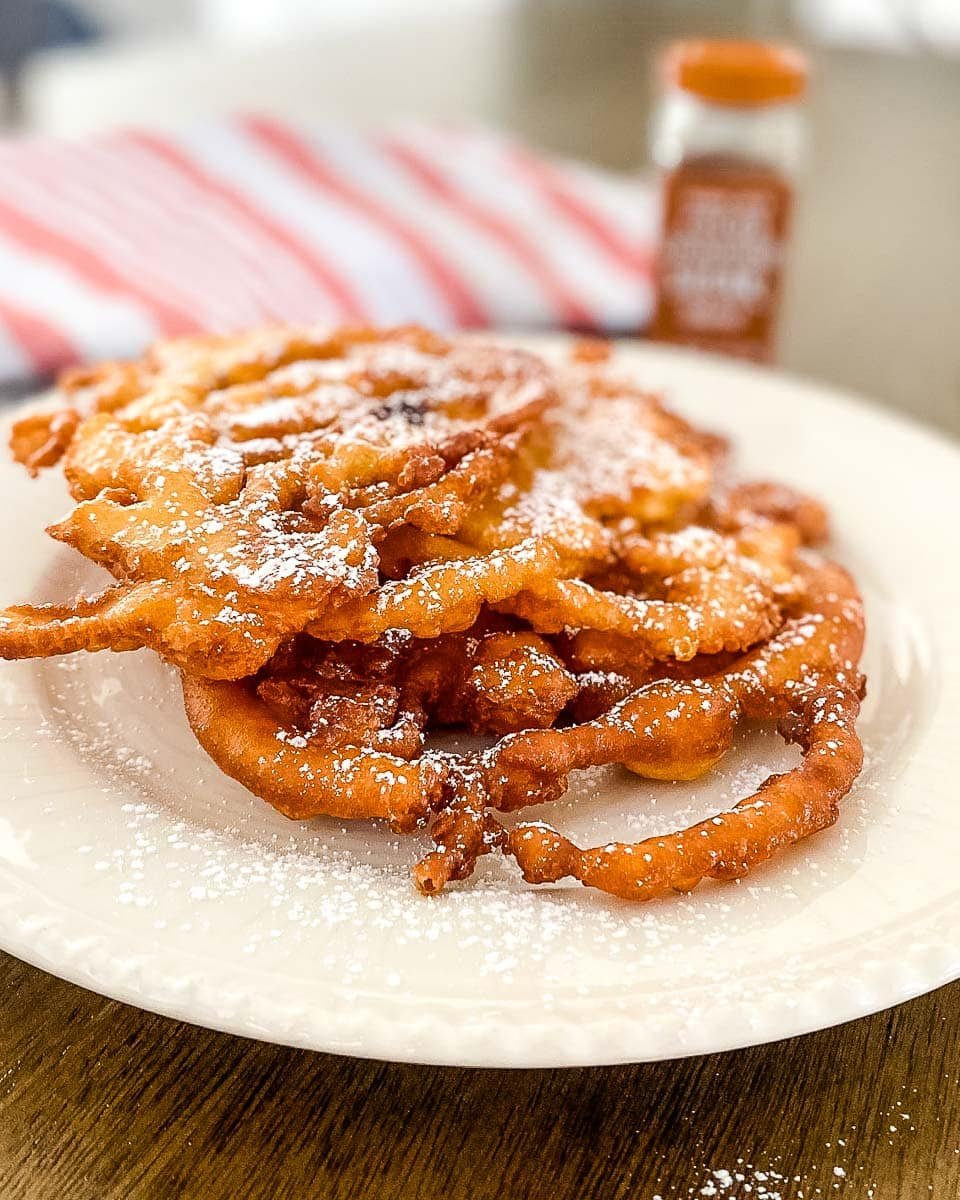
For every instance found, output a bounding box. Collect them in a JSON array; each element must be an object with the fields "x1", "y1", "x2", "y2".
[{"x1": 1, "y1": 327, "x2": 865, "y2": 901}]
